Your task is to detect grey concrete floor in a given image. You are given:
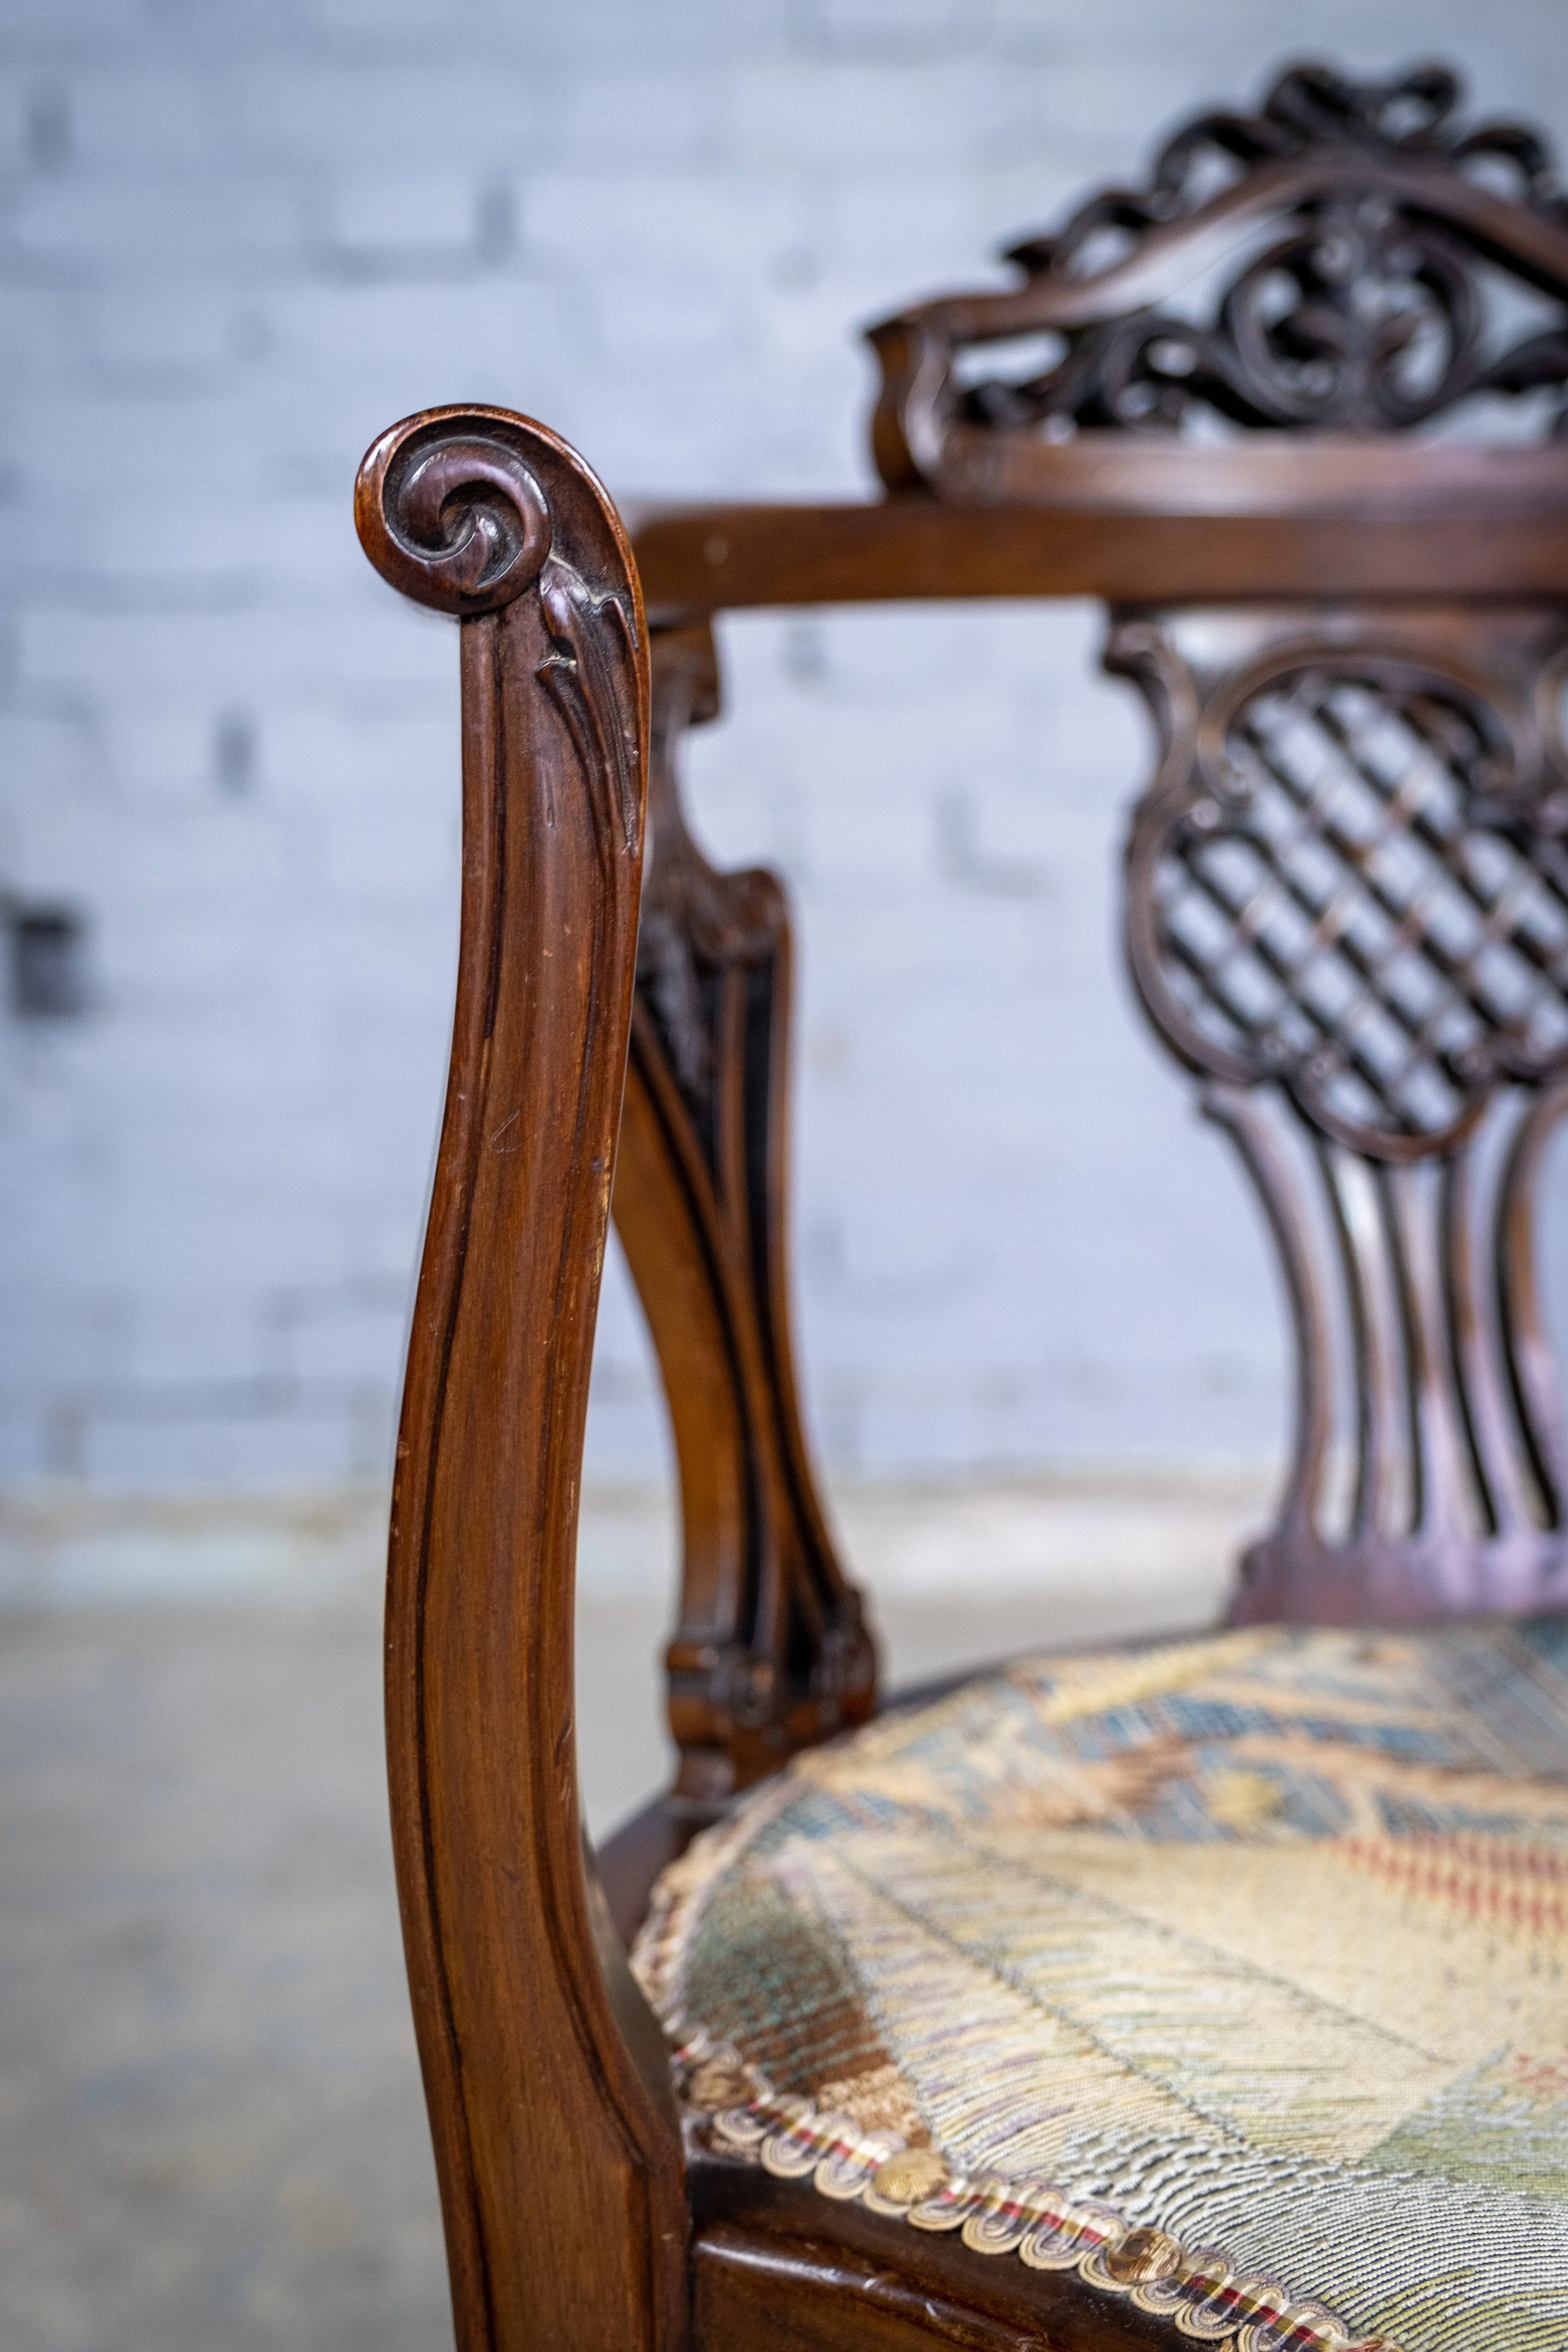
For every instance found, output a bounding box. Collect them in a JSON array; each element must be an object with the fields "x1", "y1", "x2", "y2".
[
  {"x1": 0, "y1": 1599, "x2": 445, "y2": 2352},
  {"x1": 0, "y1": 1477, "x2": 1252, "y2": 2351}
]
